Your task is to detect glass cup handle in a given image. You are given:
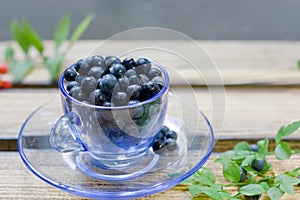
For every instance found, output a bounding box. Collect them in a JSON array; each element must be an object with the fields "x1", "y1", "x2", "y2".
[{"x1": 49, "y1": 113, "x2": 87, "y2": 153}]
